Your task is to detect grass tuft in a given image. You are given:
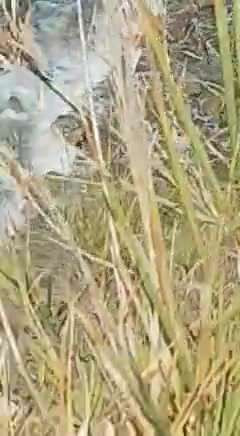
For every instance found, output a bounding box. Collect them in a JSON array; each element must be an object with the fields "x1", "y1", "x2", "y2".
[{"x1": 1, "y1": 0, "x2": 240, "y2": 435}]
